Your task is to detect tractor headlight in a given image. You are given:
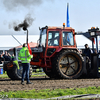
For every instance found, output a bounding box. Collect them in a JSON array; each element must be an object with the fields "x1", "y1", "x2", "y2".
[{"x1": 90, "y1": 32, "x2": 95, "y2": 36}]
